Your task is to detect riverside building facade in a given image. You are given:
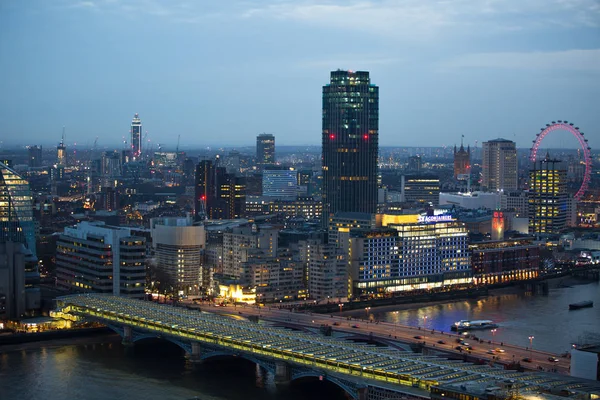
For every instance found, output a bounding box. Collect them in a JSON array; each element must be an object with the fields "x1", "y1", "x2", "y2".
[{"x1": 56, "y1": 221, "x2": 146, "y2": 298}]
